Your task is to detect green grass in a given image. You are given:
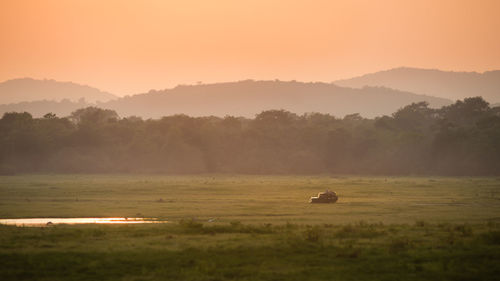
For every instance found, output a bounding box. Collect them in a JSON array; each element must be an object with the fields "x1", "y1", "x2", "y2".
[
  {"x1": 1, "y1": 175, "x2": 499, "y2": 280},
  {"x1": 1, "y1": 175, "x2": 499, "y2": 223},
  {"x1": 1, "y1": 221, "x2": 500, "y2": 281}
]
